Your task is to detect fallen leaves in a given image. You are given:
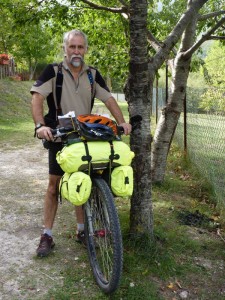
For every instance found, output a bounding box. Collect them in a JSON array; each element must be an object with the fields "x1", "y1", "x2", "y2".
[{"x1": 167, "y1": 280, "x2": 189, "y2": 299}]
